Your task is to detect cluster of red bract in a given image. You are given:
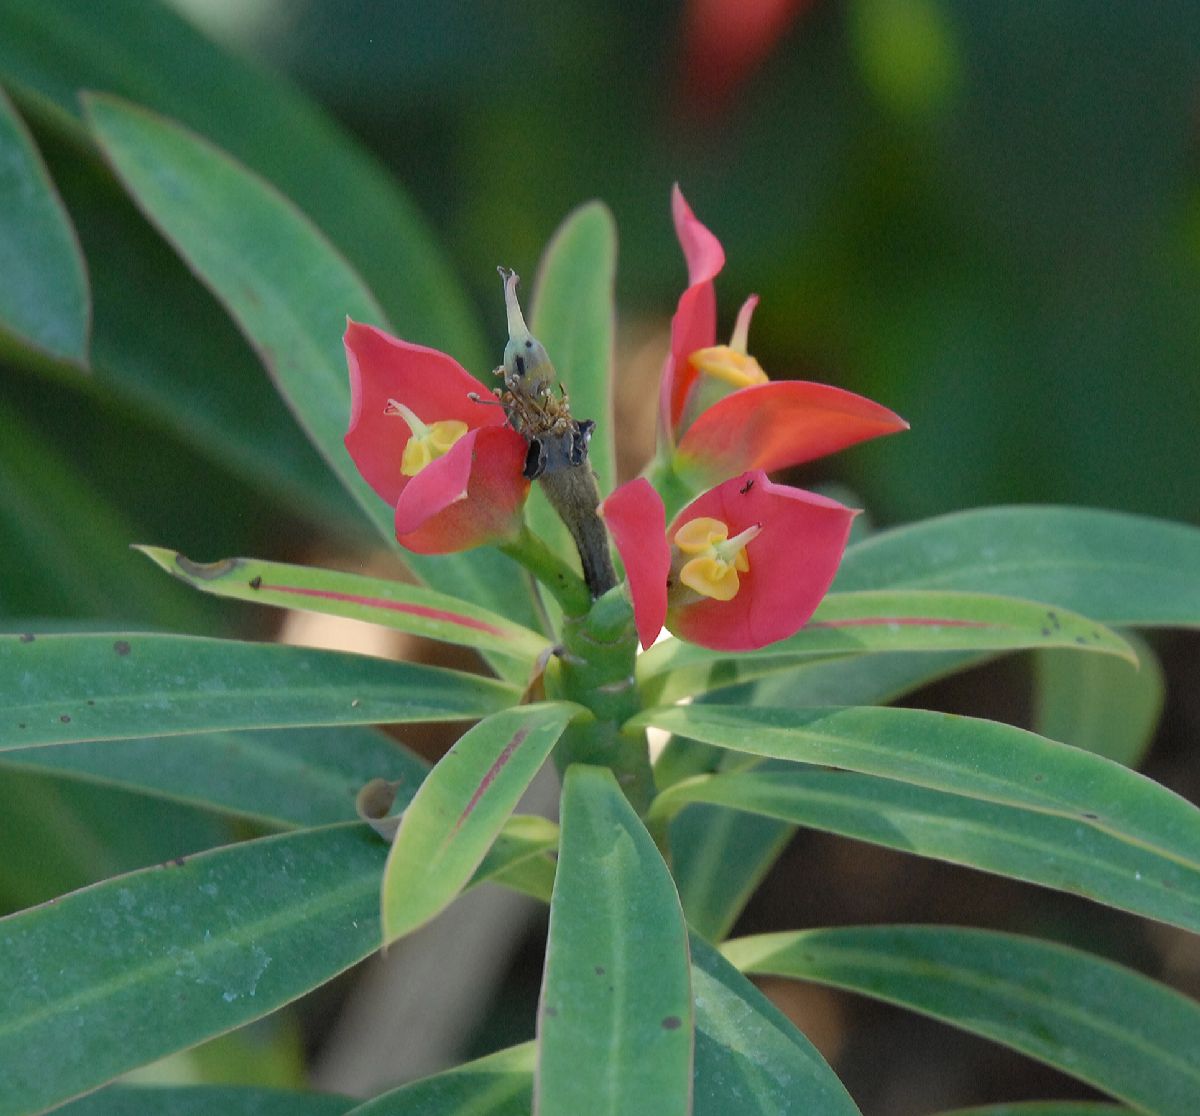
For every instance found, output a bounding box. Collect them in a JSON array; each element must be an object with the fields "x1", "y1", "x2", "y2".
[{"x1": 343, "y1": 188, "x2": 906, "y2": 651}]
